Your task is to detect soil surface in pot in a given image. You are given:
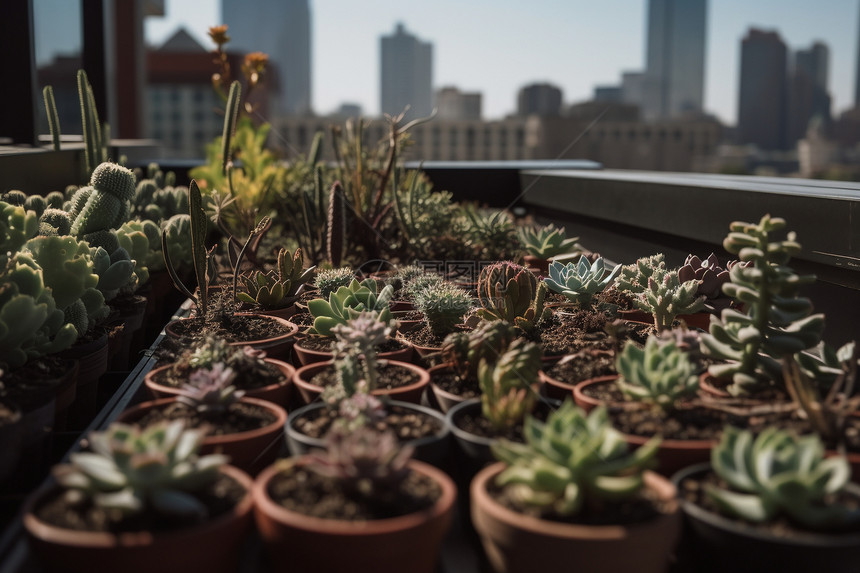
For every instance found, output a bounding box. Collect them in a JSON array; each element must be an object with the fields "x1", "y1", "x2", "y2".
[
  {"x1": 297, "y1": 336, "x2": 408, "y2": 354},
  {"x1": 1, "y1": 355, "x2": 68, "y2": 410},
  {"x1": 432, "y1": 368, "x2": 479, "y2": 400},
  {"x1": 537, "y1": 309, "x2": 652, "y2": 357},
  {"x1": 133, "y1": 402, "x2": 277, "y2": 436},
  {"x1": 170, "y1": 314, "x2": 292, "y2": 345},
  {"x1": 154, "y1": 360, "x2": 286, "y2": 391},
  {"x1": 33, "y1": 472, "x2": 245, "y2": 533},
  {"x1": 398, "y1": 325, "x2": 447, "y2": 348},
  {"x1": 486, "y1": 474, "x2": 669, "y2": 526},
  {"x1": 267, "y1": 463, "x2": 440, "y2": 520},
  {"x1": 290, "y1": 311, "x2": 315, "y2": 329},
  {"x1": 546, "y1": 353, "x2": 617, "y2": 386},
  {"x1": 293, "y1": 403, "x2": 442, "y2": 441},
  {"x1": 454, "y1": 403, "x2": 552, "y2": 442},
  {"x1": 308, "y1": 363, "x2": 420, "y2": 391},
  {"x1": 679, "y1": 470, "x2": 860, "y2": 538}
]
